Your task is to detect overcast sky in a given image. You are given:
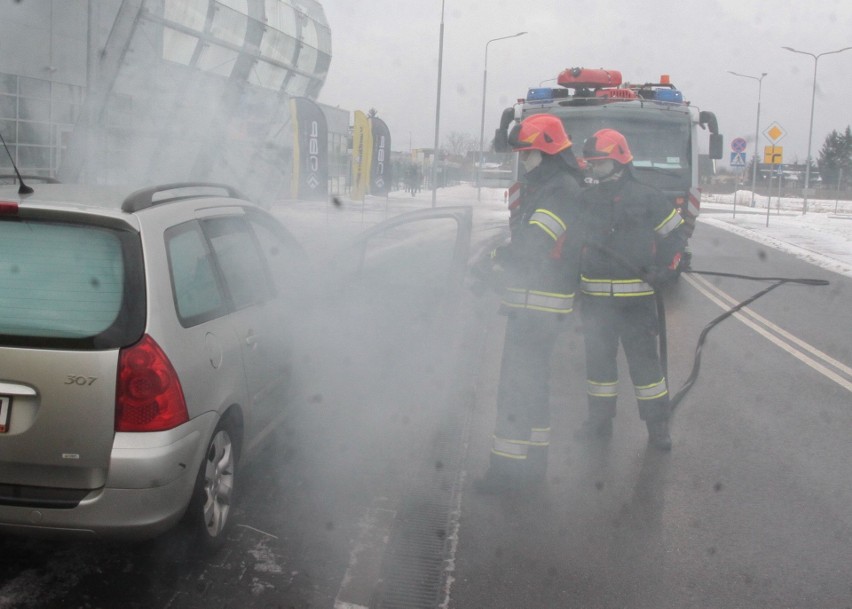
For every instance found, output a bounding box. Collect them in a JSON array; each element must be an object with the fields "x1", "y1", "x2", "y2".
[{"x1": 318, "y1": 0, "x2": 852, "y2": 168}]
